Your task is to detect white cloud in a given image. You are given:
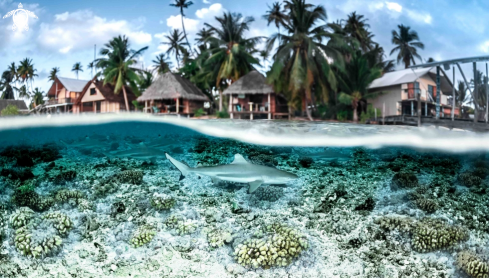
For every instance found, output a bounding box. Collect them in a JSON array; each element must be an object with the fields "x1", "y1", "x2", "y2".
[
  {"x1": 166, "y1": 14, "x2": 199, "y2": 32},
  {"x1": 385, "y1": 2, "x2": 402, "y2": 12},
  {"x1": 203, "y1": 0, "x2": 211, "y2": 3},
  {"x1": 37, "y1": 10, "x2": 152, "y2": 54},
  {"x1": 406, "y1": 10, "x2": 432, "y2": 24},
  {"x1": 196, "y1": 3, "x2": 222, "y2": 19},
  {"x1": 480, "y1": 41, "x2": 489, "y2": 53}
]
